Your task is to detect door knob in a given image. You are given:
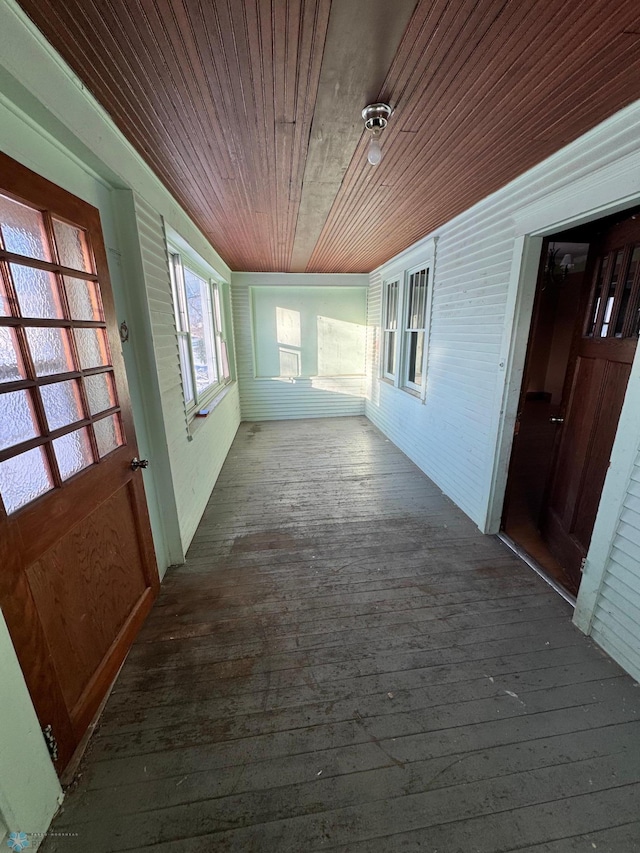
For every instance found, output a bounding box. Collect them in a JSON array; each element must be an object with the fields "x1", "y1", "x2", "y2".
[
  {"x1": 549, "y1": 417, "x2": 564, "y2": 424},
  {"x1": 131, "y1": 457, "x2": 149, "y2": 470}
]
